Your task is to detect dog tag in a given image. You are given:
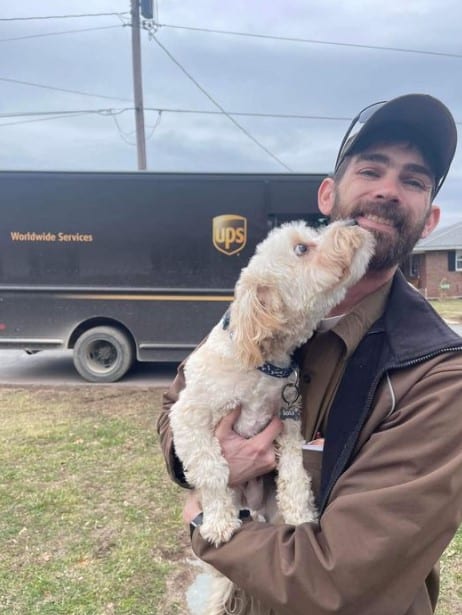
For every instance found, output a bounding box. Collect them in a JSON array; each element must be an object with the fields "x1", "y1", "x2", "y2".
[
  {"x1": 279, "y1": 406, "x2": 301, "y2": 421},
  {"x1": 282, "y1": 383, "x2": 300, "y2": 405}
]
